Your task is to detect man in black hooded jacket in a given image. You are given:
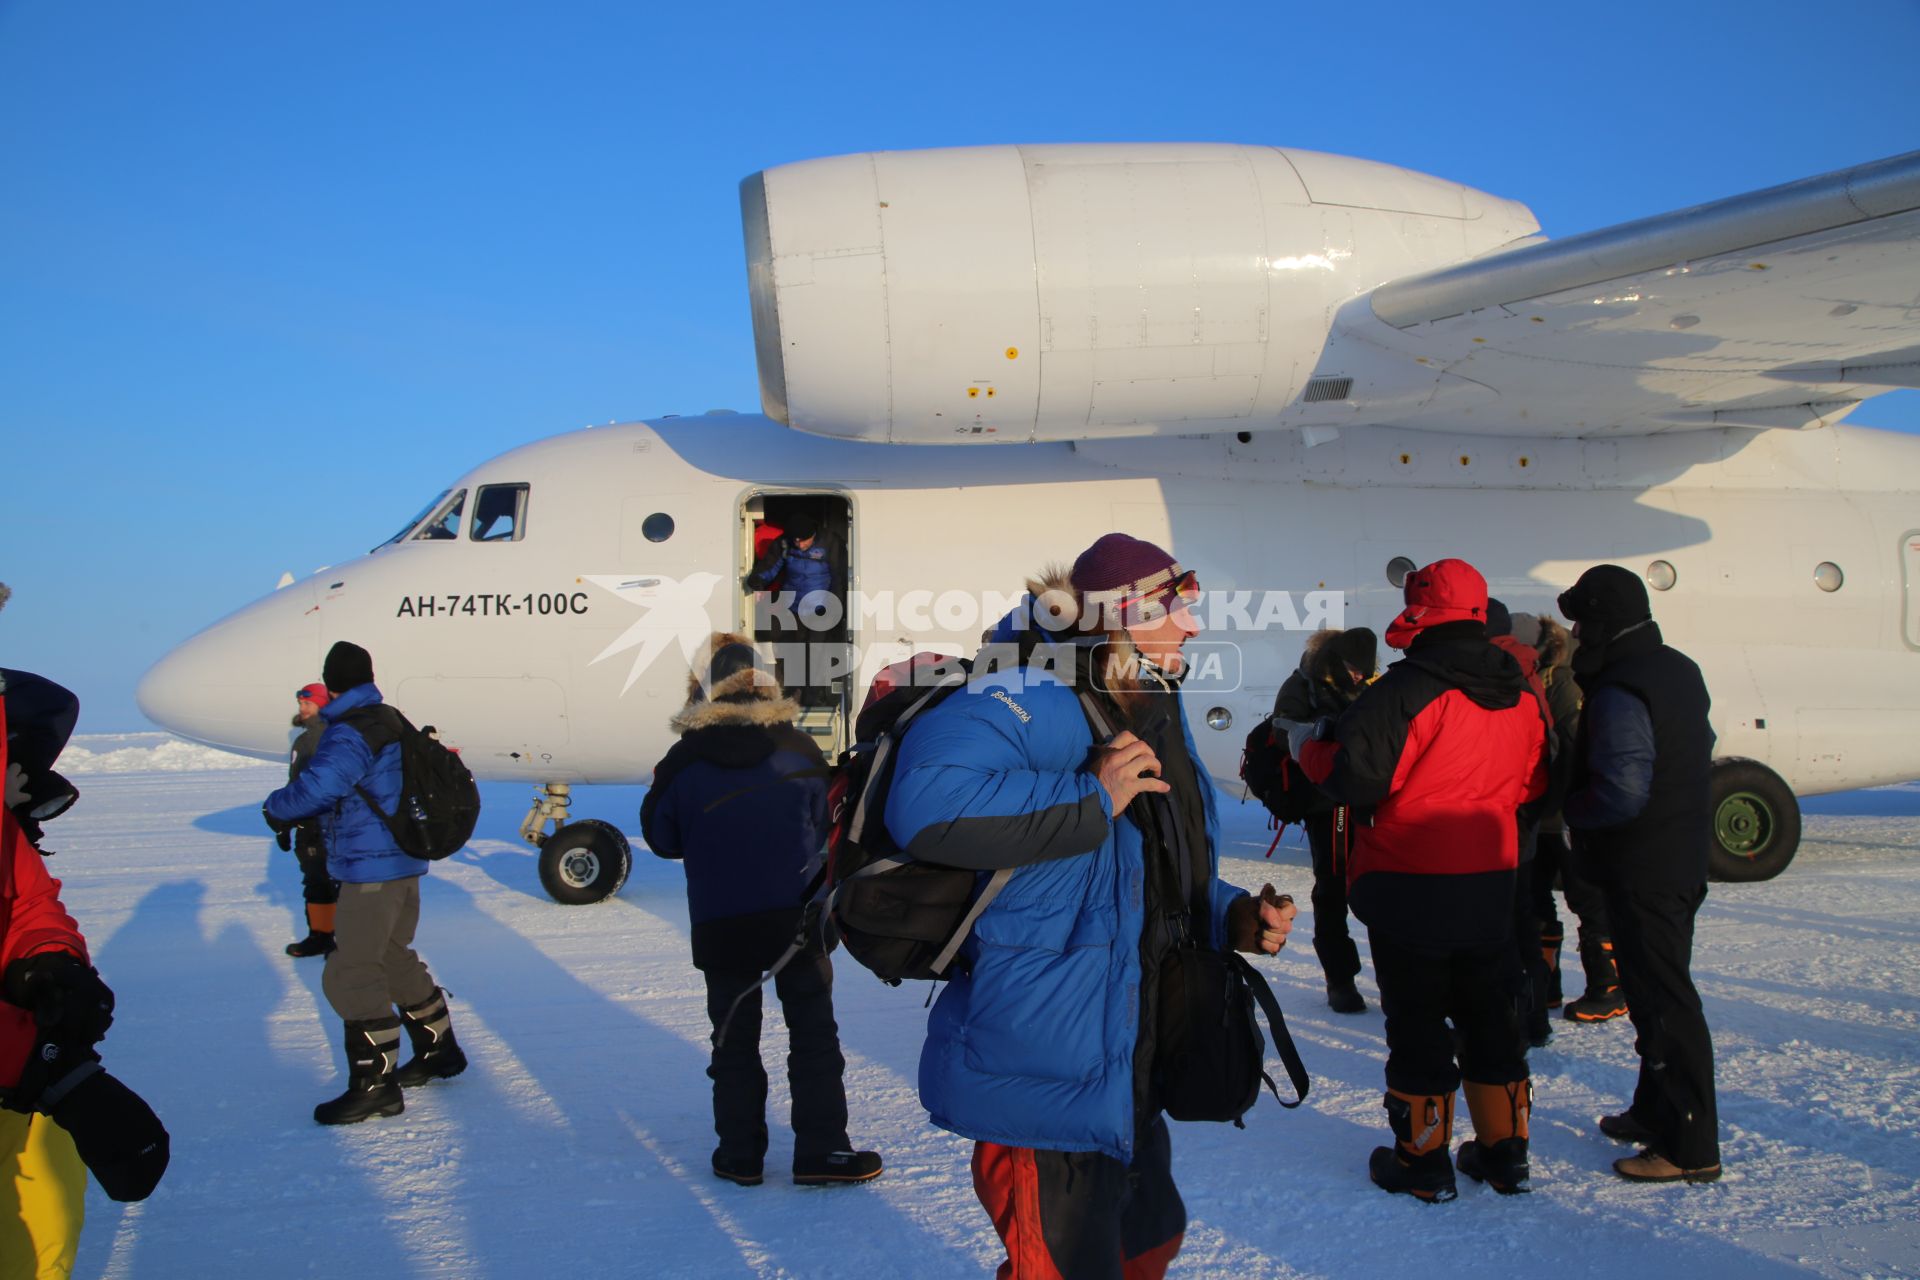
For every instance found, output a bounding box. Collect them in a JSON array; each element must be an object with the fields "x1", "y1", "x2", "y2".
[{"x1": 1558, "y1": 564, "x2": 1721, "y2": 1183}]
